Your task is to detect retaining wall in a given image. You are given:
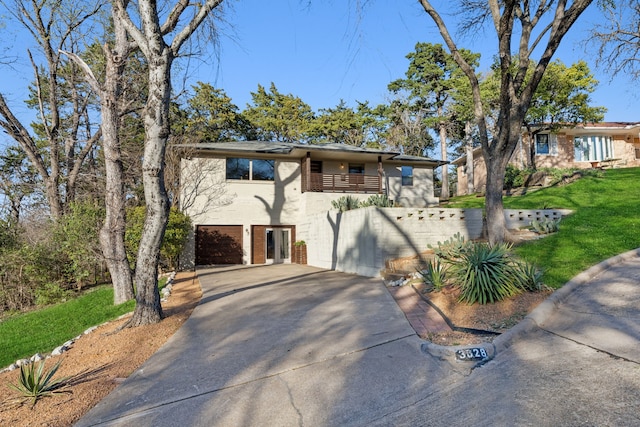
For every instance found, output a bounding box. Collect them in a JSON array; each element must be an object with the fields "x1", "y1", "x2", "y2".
[{"x1": 298, "y1": 207, "x2": 572, "y2": 277}]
